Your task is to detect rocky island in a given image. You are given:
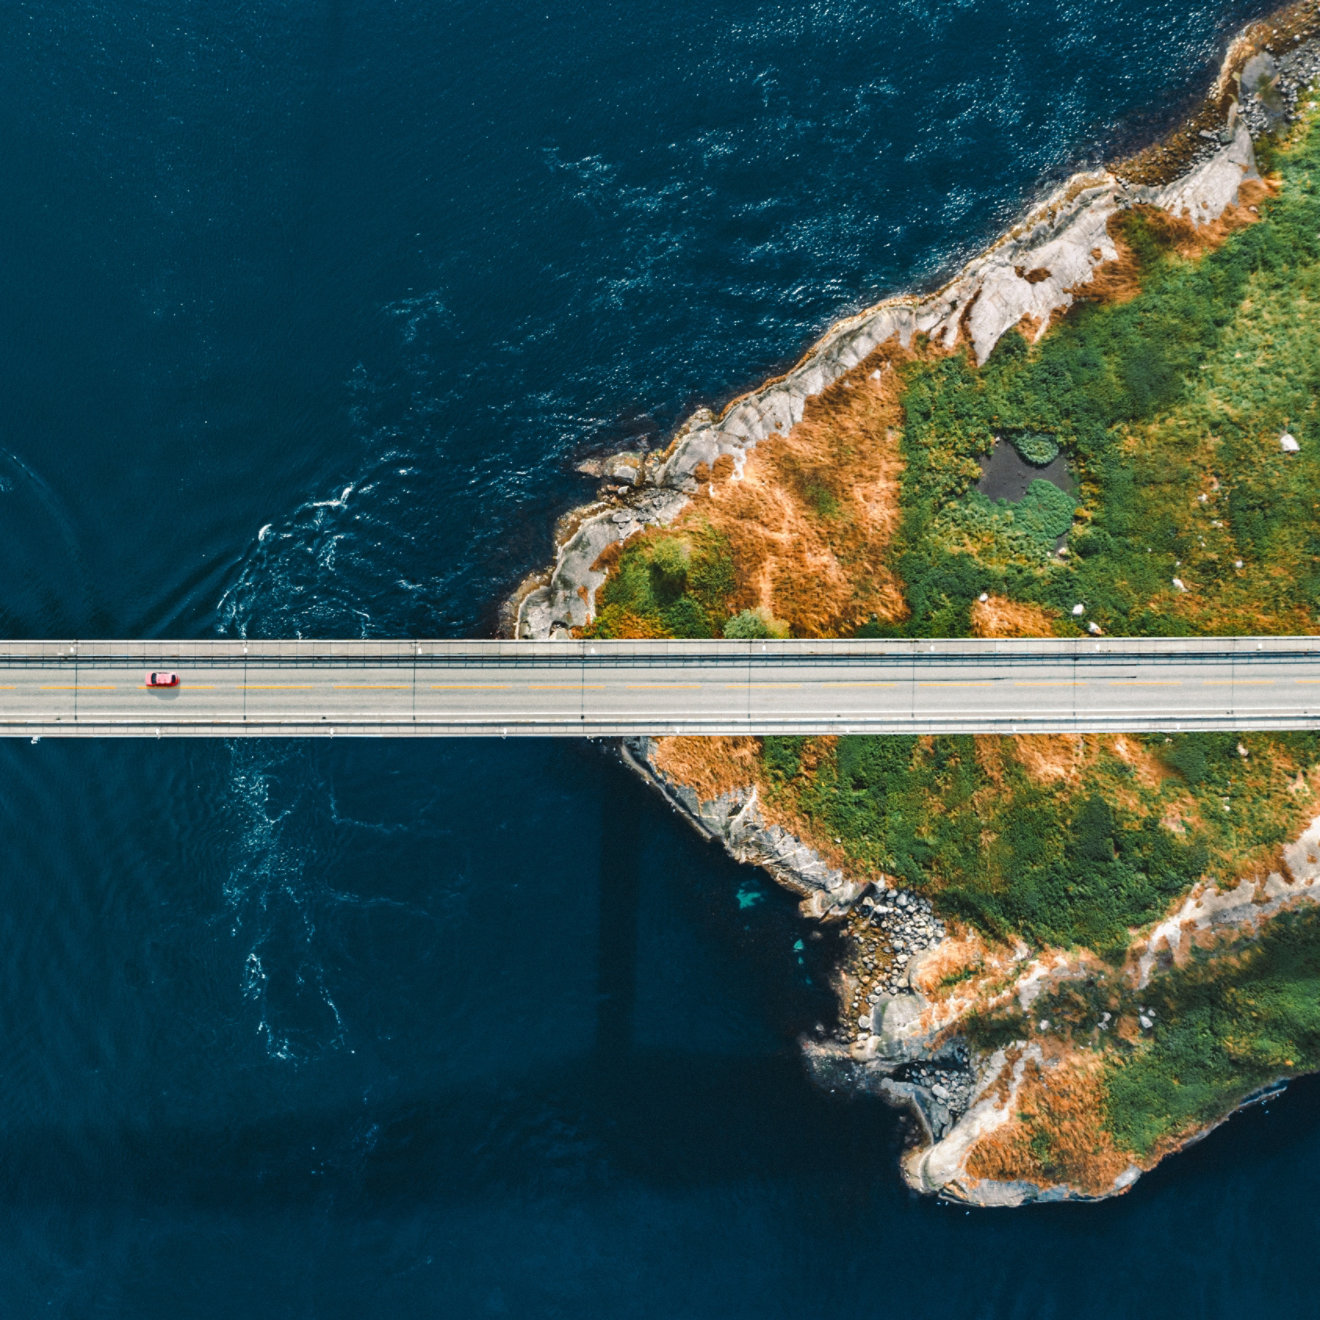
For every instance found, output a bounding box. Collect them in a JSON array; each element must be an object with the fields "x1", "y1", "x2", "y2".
[{"x1": 510, "y1": 3, "x2": 1320, "y2": 1205}]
